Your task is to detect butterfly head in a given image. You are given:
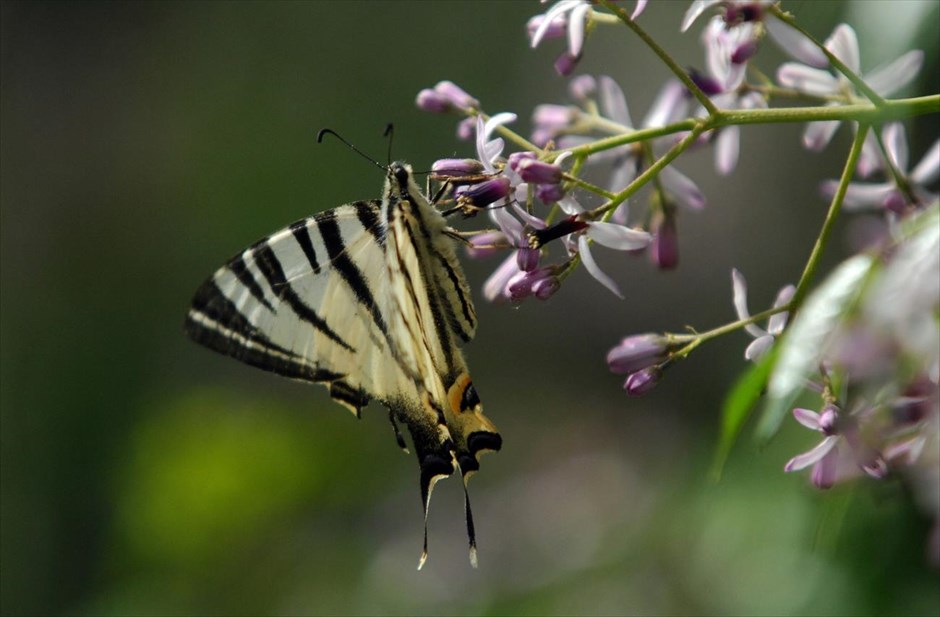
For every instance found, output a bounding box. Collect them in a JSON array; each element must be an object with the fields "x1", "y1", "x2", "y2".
[{"x1": 386, "y1": 161, "x2": 420, "y2": 200}]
